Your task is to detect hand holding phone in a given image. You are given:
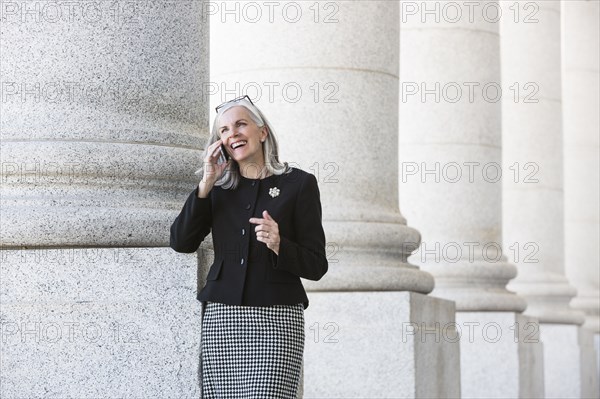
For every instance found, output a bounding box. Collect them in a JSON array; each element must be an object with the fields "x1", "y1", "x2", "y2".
[
  {"x1": 218, "y1": 144, "x2": 230, "y2": 165},
  {"x1": 201, "y1": 139, "x2": 231, "y2": 194}
]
